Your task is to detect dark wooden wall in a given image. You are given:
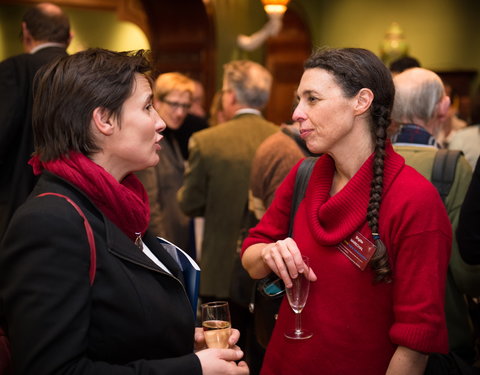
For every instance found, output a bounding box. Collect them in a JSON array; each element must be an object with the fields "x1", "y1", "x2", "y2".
[
  {"x1": 264, "y1": 8, "x2": 311, "y2": 125},
  {"x1": 437, "y1": 70, "x2": 477, "y2": 122},
  {"x1": 139, "y1": 0, "x2": 216, "y2": 111}
]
